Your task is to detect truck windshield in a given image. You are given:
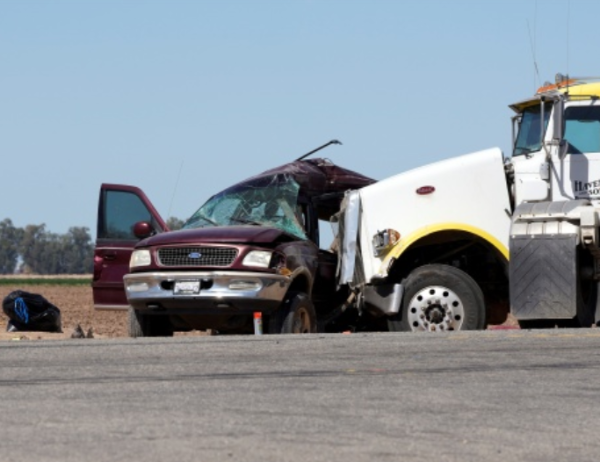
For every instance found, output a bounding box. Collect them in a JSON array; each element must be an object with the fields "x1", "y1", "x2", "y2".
[
  {"x1": 514, "y1": 104, "x2": 552, "y2": 156},
  {"x1": 182, "y1": 174, "x2": 308, "y2": 240}
]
